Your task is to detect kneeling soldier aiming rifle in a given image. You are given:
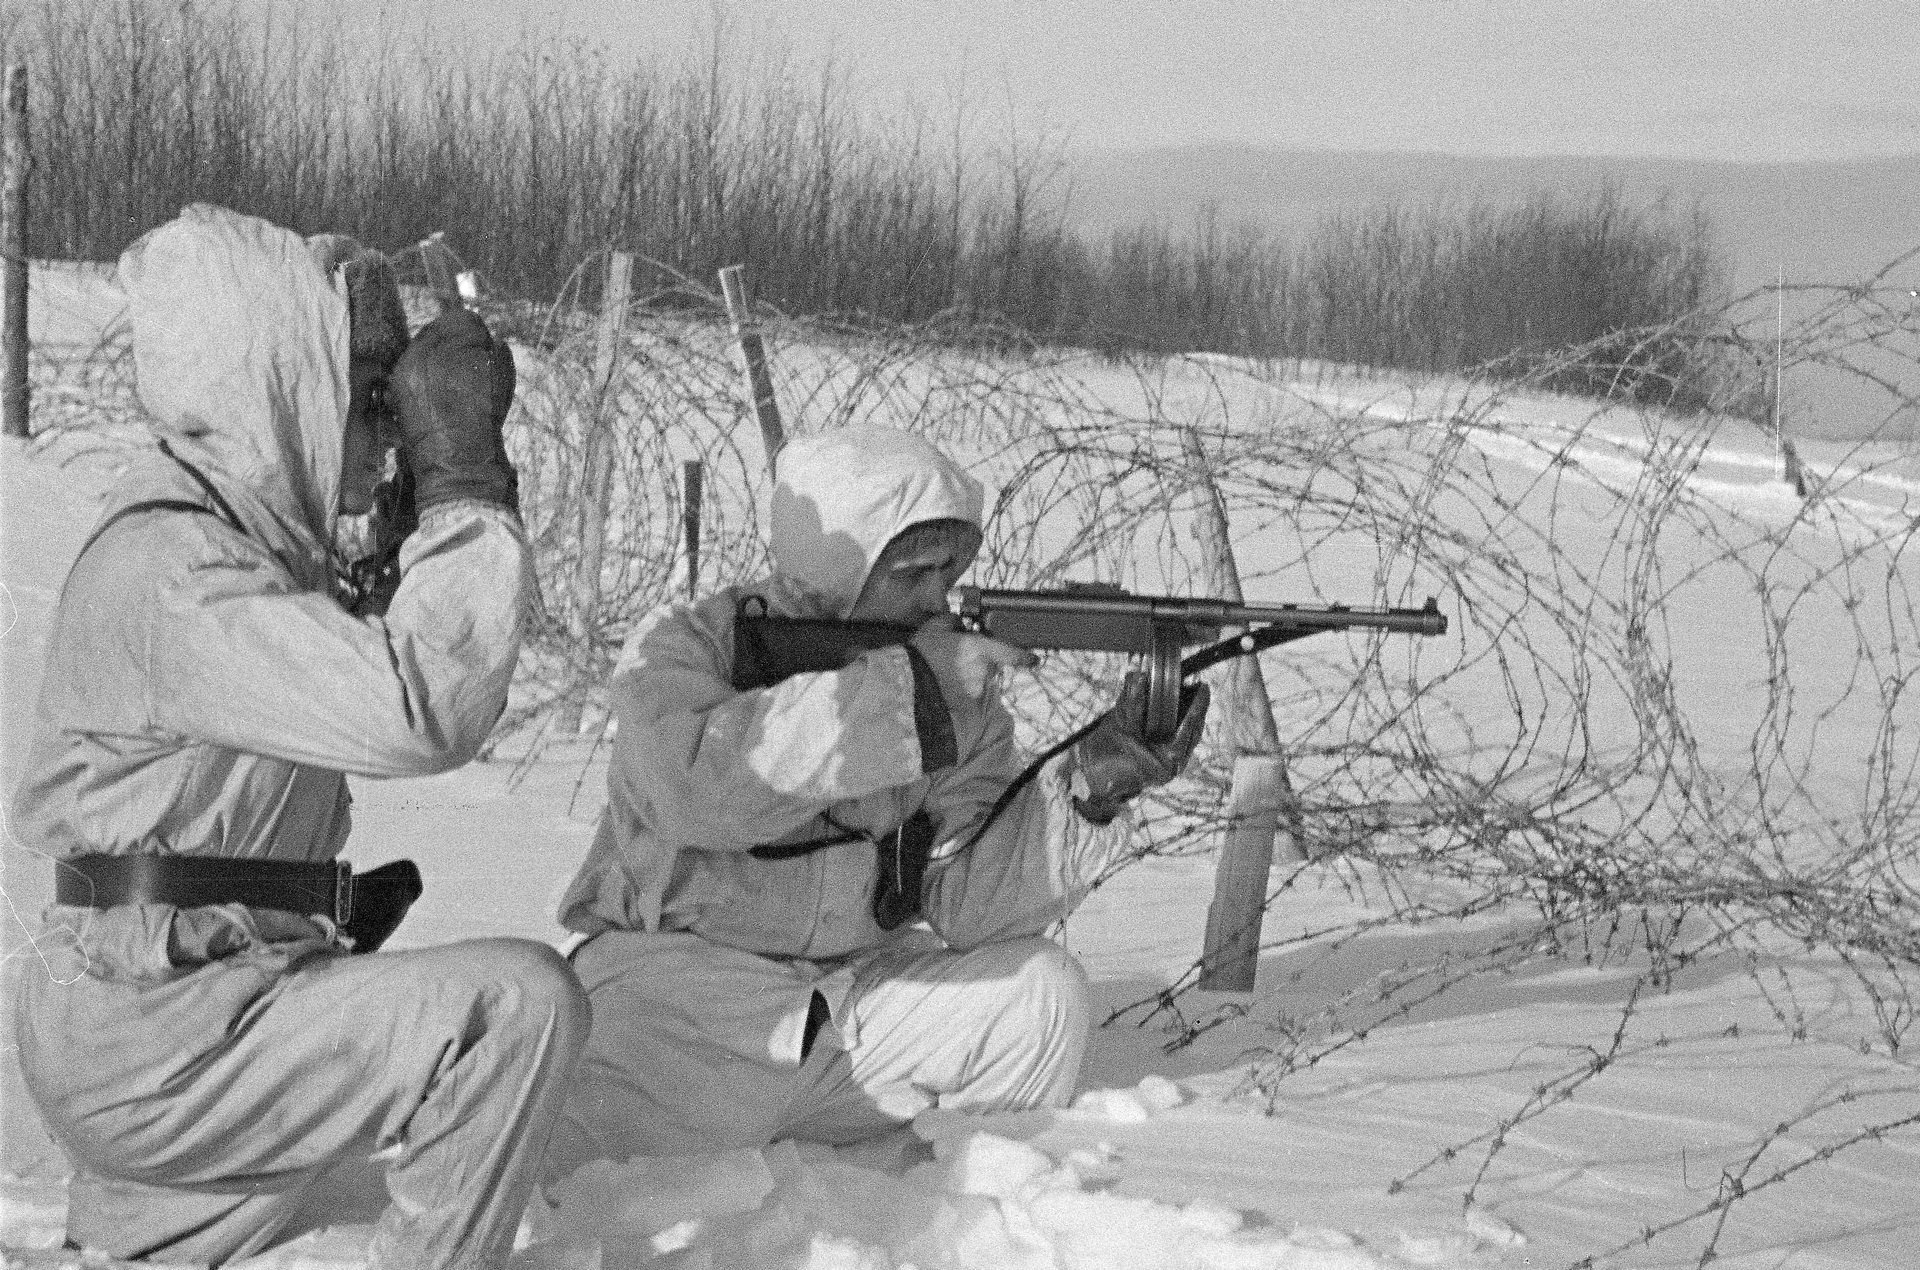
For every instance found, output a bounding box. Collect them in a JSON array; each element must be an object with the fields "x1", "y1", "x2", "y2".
[{"x1": 543, "y1": 422, "x2": 1443, "y2": 1179}]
